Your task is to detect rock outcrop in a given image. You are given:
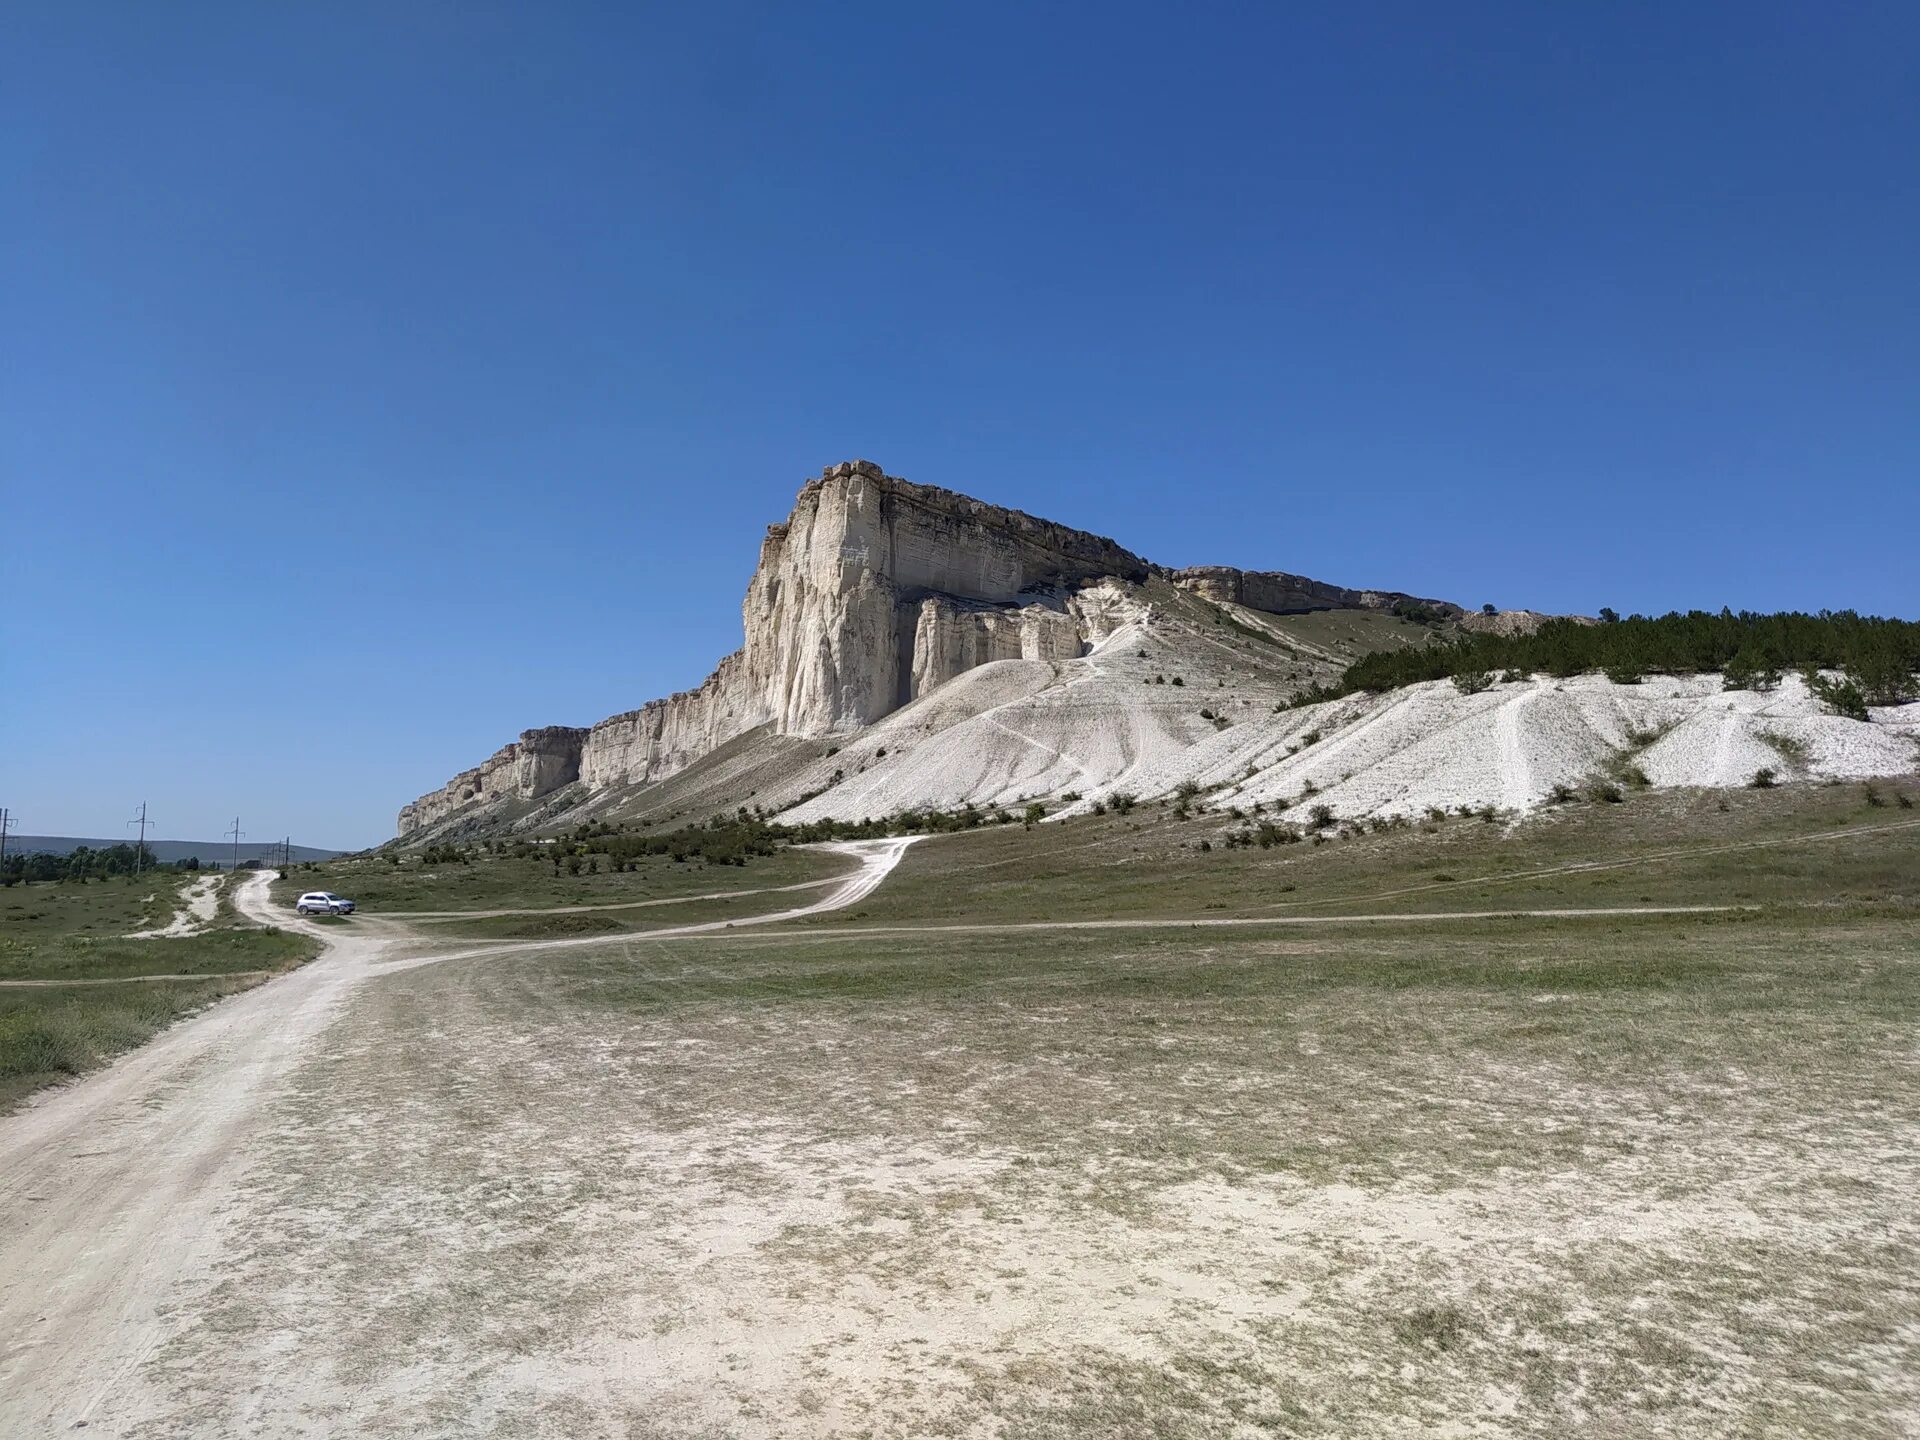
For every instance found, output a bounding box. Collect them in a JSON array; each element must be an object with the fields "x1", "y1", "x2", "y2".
[
  {"x1": 1455, "y1": 608, "x2": 1596, "y2": 638},
  {"x1": 397, "y1": 460, "x2": 1513, "y2": 840},
  {"x1": 397, "y1": 725, "x2": 588, "y2": 836},
  {"x1": 399, "y1": 461, "x2": 1154, "y2": 836},
  {"x1": 1171, "y1": 566, "x2": 1461, "y2": 619}
]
